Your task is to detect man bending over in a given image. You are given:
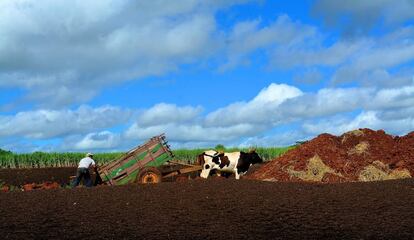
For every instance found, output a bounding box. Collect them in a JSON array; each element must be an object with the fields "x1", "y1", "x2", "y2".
[{"x1": 72, "y1": 153, "x2": 96, "y2": 188}]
